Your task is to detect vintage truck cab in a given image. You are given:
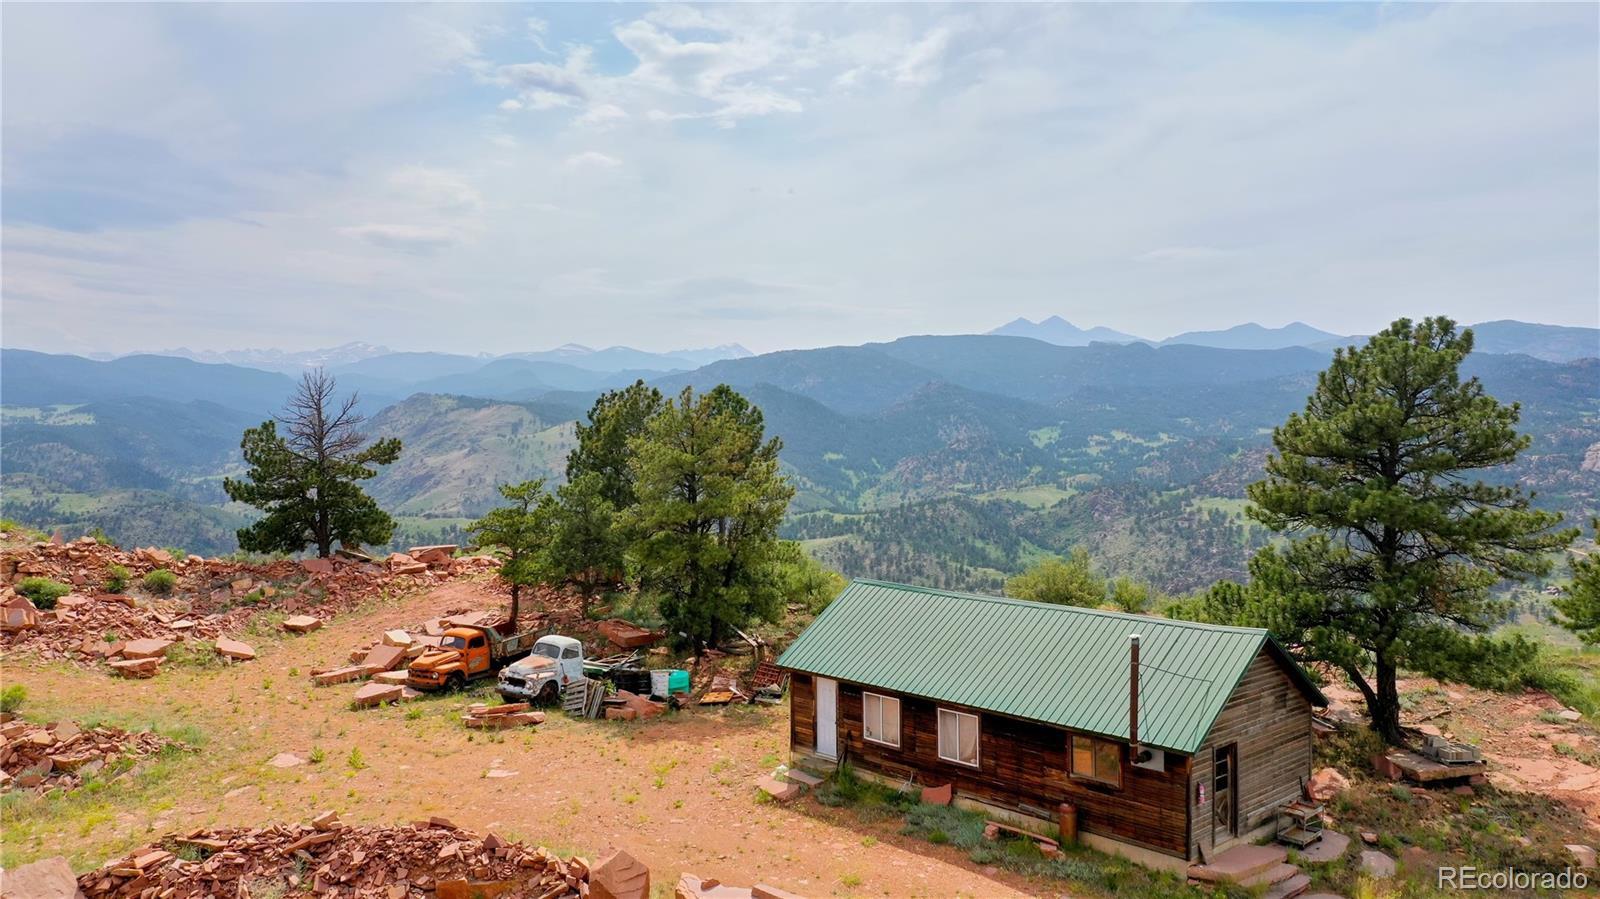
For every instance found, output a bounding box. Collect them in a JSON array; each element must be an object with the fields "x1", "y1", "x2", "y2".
[
  {"x1": 497, "y1": 635, "x2": 586, "y2": 704},
  {"x1": 406, "y1": 622, "x2": 540, "y2": 691}
]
